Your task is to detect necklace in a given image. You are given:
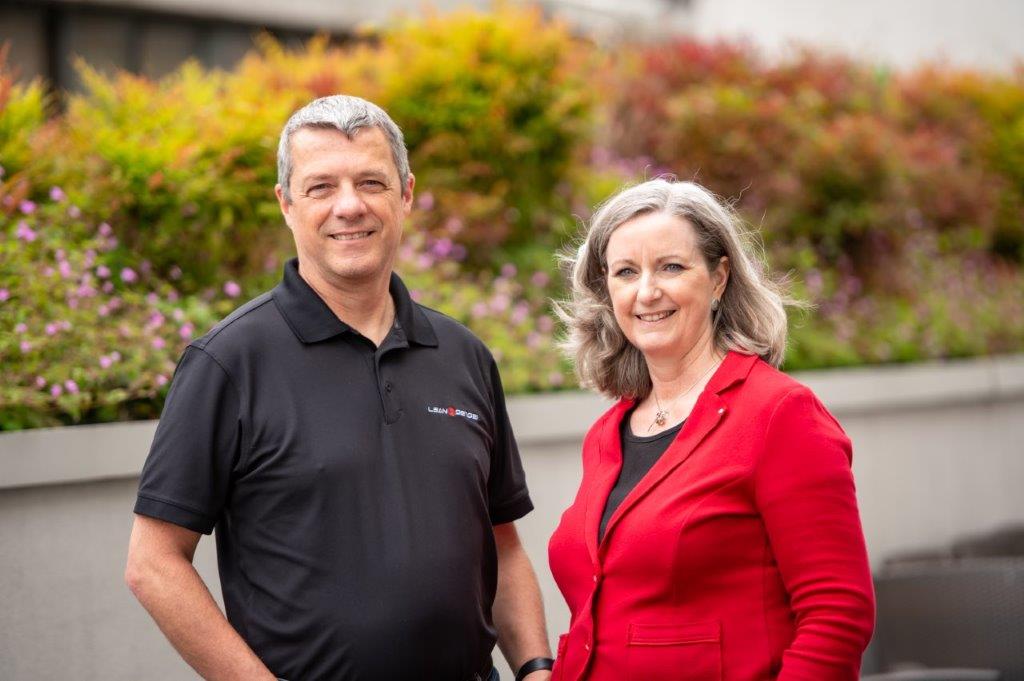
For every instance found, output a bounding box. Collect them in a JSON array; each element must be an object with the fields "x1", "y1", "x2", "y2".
[{"x1": 649, "y1": 359, "x2": 721, "y2": 432}]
